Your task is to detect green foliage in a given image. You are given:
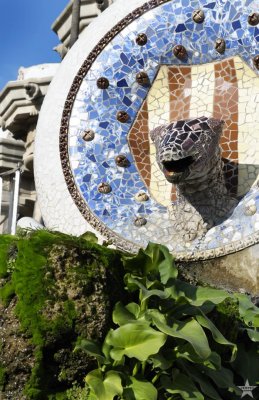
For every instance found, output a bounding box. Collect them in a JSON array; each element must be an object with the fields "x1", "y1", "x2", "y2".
[
  {"x1": 66, "y1": 383, "x2": 89, "y2": 400},
  {"x1": 1, "y1": 234, "x2": 259, "y2": 400},
  {"x1": 0, "y1": 280, "x2": 15, "y2": 306},
  {"x1": 0, "y1": 235, "x2": 16, "y2": 278},
  {"x1": 77, "y1": 242, "x2": 259, "y2": 400}
]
